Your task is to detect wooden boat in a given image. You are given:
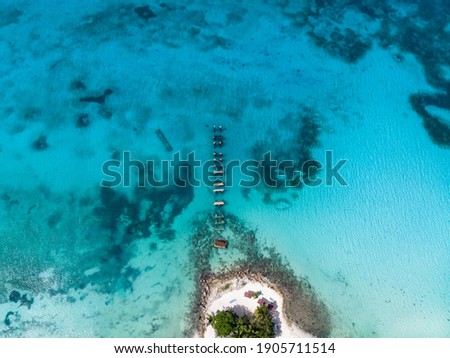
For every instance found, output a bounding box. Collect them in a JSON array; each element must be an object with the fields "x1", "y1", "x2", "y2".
[
  {"x1": 213, "y1": 201, "x2": 225, "y2": 206},
  {"x1": 214, "y1": 214, "x2": 224, "y2": 219},
  {"x1": 215, "y1": 226, "x2": 225, "y2": 231},
  {"x1": 213, "y1": 170, "x2": 224, "y2": 175},
  {"x1": 213, "y1": 181, "x2": 224, "y2": 187},
  {"x1": 214, "y1": 239, "x2": 228, "y2": 249},
  {"x1": 213, "y1": 188, "x2": 224, "y2": 193},
  {"x1": 215, "y1": 220, "x2": 225, "y2": 225}
]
